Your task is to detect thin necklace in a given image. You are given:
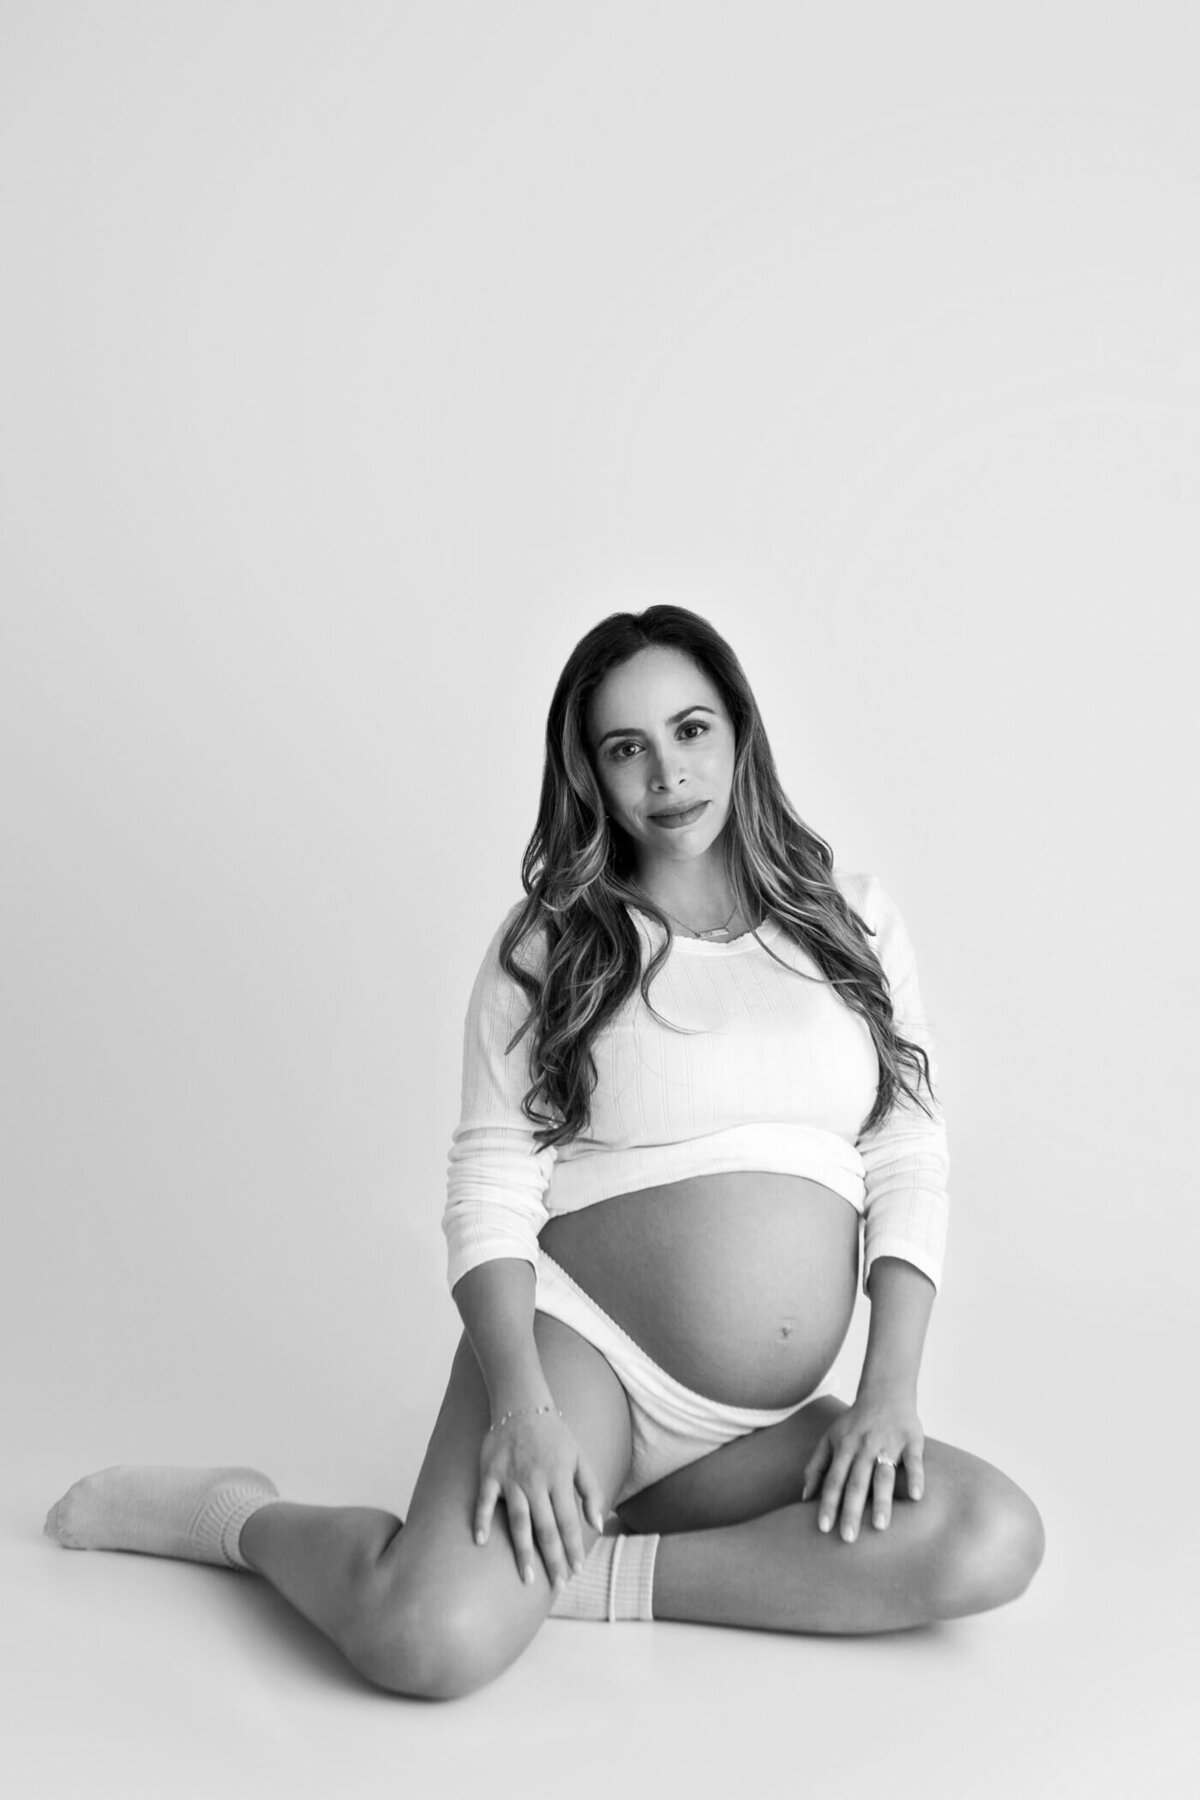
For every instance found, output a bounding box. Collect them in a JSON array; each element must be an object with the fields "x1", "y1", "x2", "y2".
[{"x1": 631, "y1": 881, "x2": 740, "y2": 941}]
